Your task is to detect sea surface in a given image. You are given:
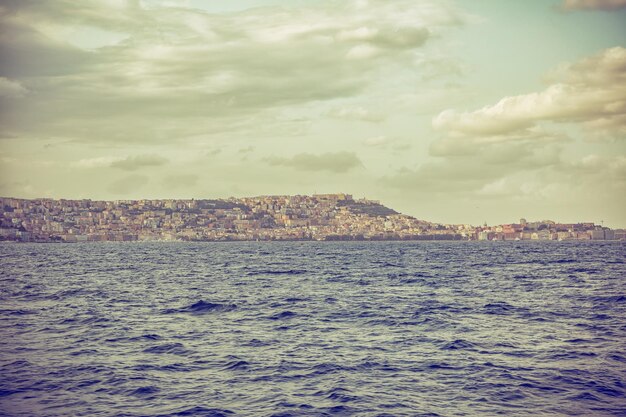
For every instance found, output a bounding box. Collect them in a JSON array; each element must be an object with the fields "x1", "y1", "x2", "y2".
[{"x1": 0, "y1": 241, "x2": 625, "y2": 417}]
